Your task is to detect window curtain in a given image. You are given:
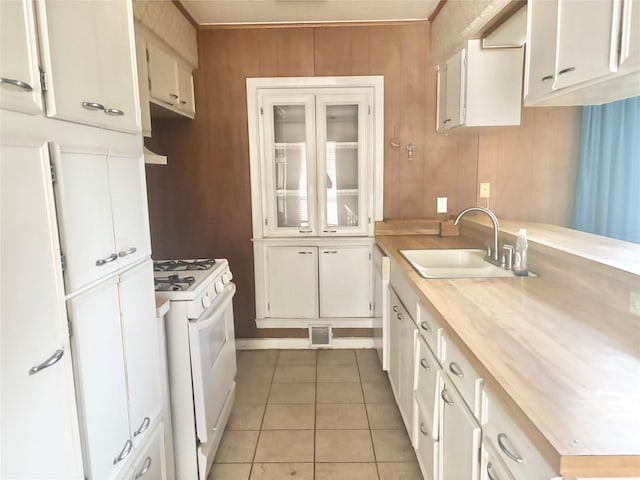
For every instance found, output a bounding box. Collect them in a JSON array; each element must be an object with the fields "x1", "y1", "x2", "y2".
[{"x1": 572, "y1": 96, "x2": 640, "y2": 244}]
